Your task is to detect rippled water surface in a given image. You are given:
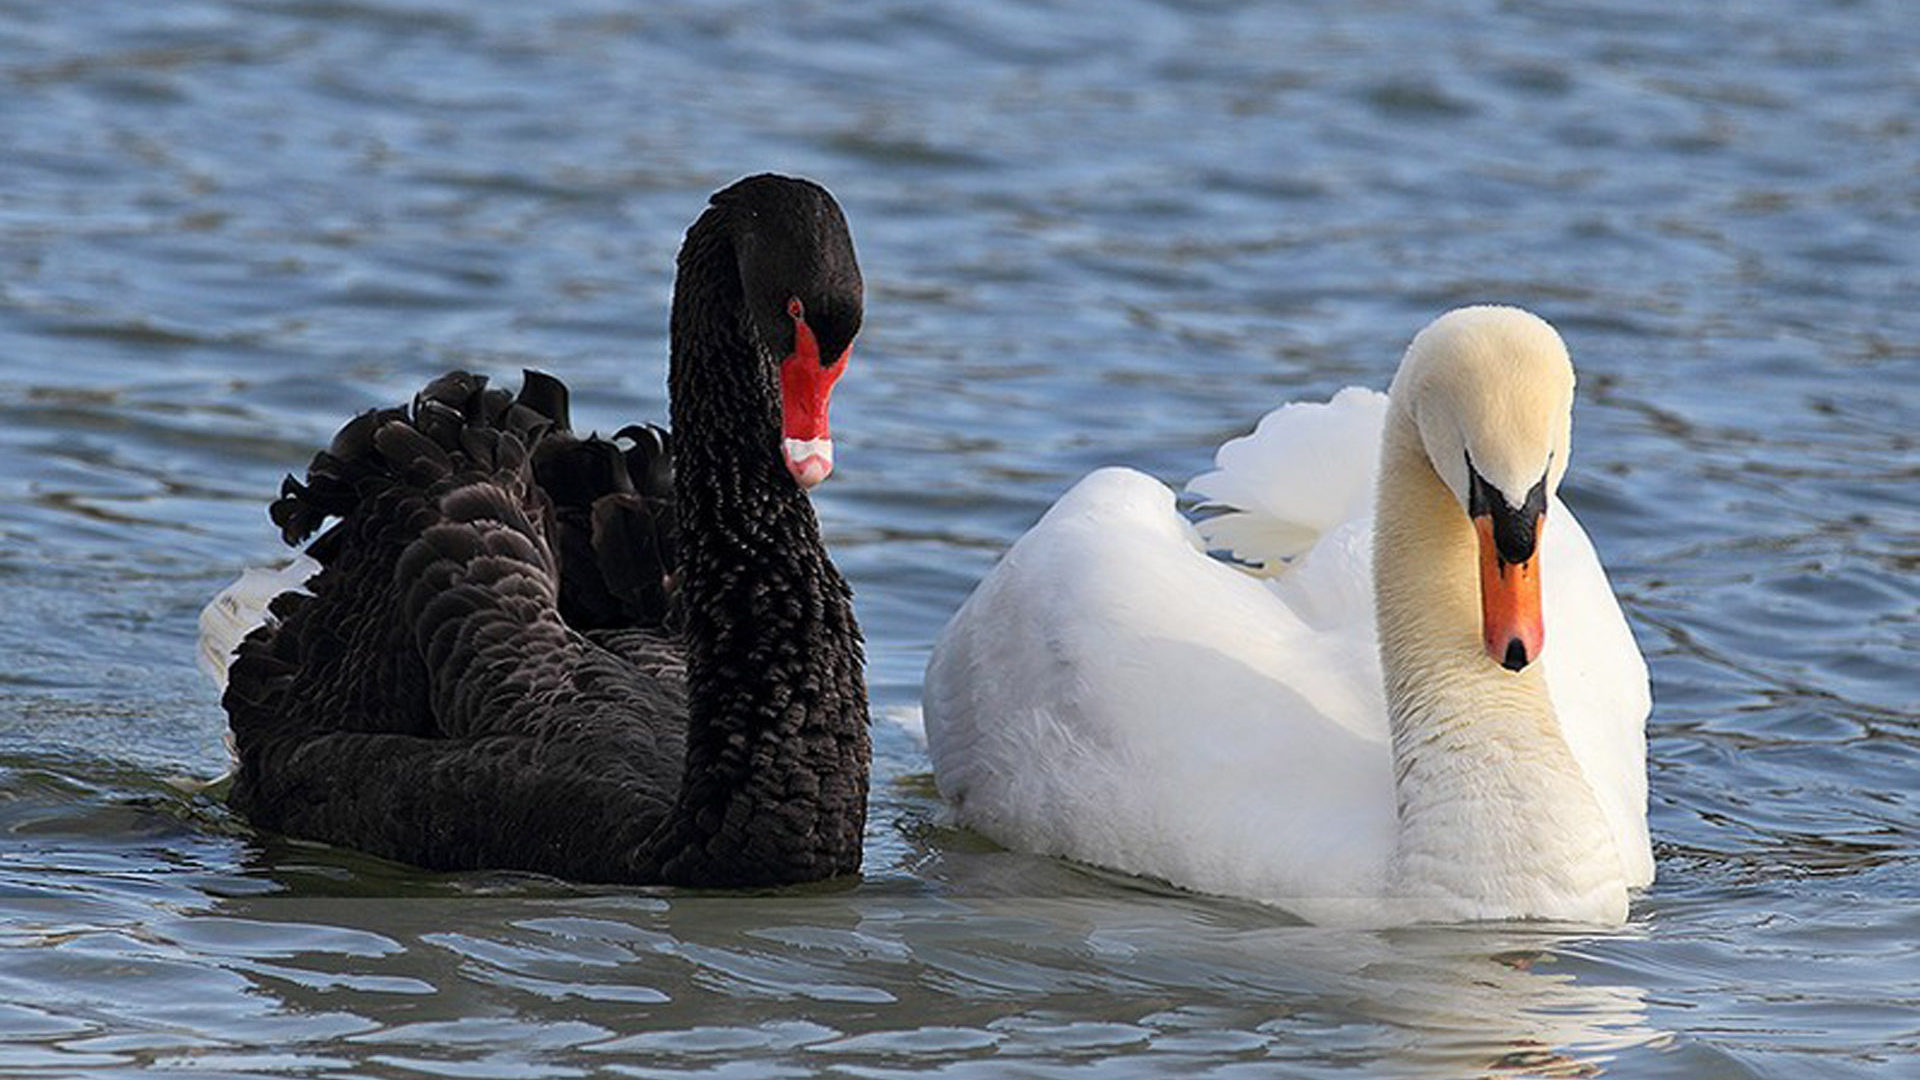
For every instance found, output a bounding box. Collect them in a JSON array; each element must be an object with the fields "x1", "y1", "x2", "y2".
[{"x1": 2, "y1": 1, "x2": 1916, "y2": 1076}]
